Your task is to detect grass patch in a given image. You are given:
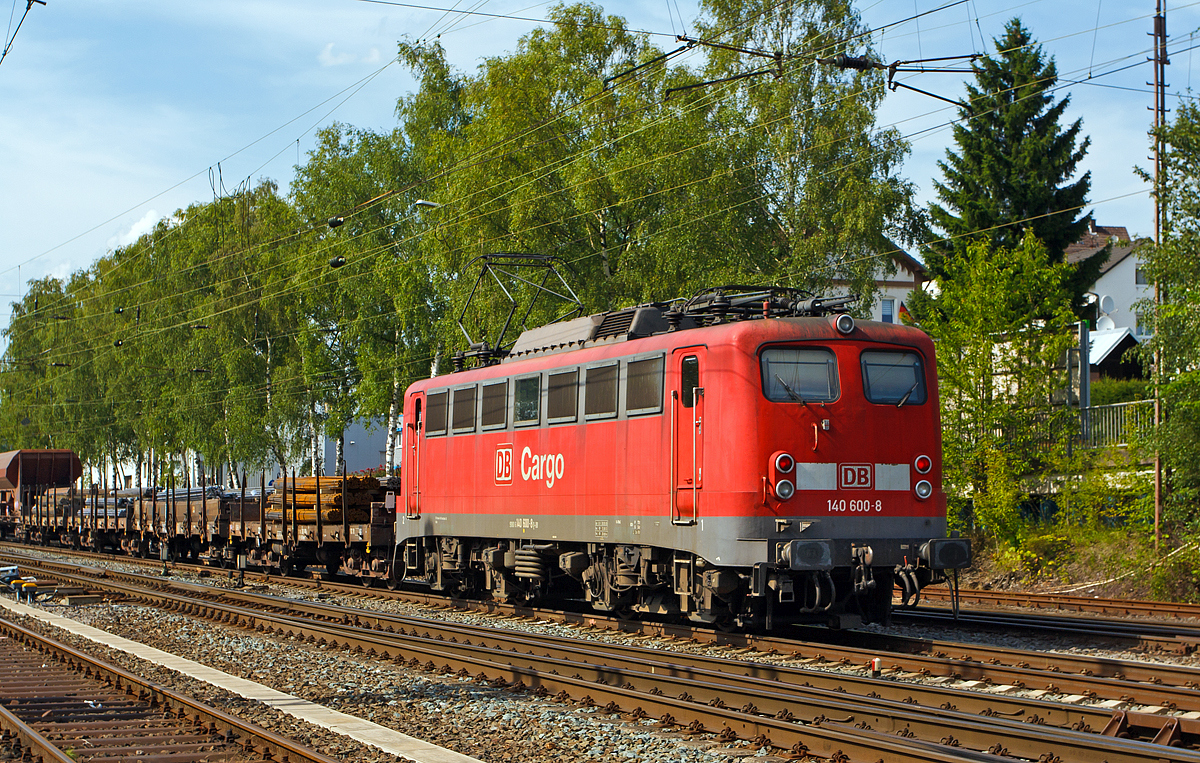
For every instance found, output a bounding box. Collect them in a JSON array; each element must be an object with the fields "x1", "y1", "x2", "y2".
[{"x1": 961, "y1": 528, "x2": 1200, "y2": 601}]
